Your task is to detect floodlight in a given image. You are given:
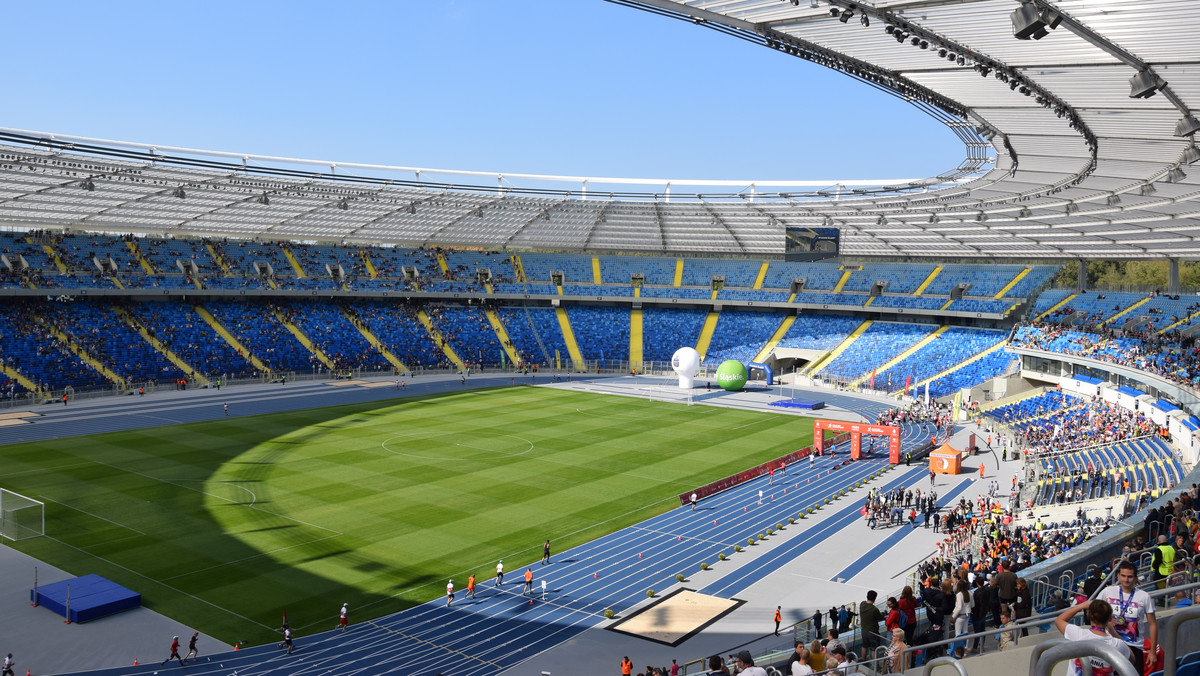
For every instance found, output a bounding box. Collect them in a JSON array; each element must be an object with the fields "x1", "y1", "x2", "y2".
[
  {"x1": 1106, "y1": 194, "x2": 1121, "y2": 206},
  {"x1": 337, "y1": 199, "x2": 349, "y2": 210},
  {"x1": 1139, "y1": 183, "x2": 1157, "y2": 197},
  {"x1": 829, "y1": 8, "x2": 840, "y2": 17},
  {"x1": 1176, "y1": 115, "x2": 1200, "y2": 137},
  {"x1": 884, "y1": 25, "x2": 895, "y2": 34},
  {"x1": 1012, "y1": 1, "x2": 1049, "y2": 40},
  {"x1": 405, "y1": 202, "x2": 417, "y2": 214},
  {"x1": 876, "y1": 215, "x2": 887, "y2": 225},
  {"x1": 173, "y1": 186, "x2": 186, "y2": 199},
  {"x1": 1166, "y1": 167, "x2": 1187, "y2": 183},
  {"x1": 1183, "y1": 145, "x2": 1200, "y2": 165},
  {"x1": 81, "y1": 178, "x2": 95, "y2": 191},
  {"x1": 975, "y1": 212, "x2": 988, "y2": 222},
  {"x1": 1065, "y1": 202, "x2": 1079, "y2": 215},
  {"x1": 860, "y1": 13, "x2": 869, "y2": 27},
  {"x1": 839, "y1": 9, "x2": 853, "y2": 22},
  {"x1": 928, "y1": 213, "x2": 940, "y2": 223},
  {"x1": 257, "y1": 192, "x2": 270, "y2": 205},
  {"x1": 1129, "y1": 70, "x2": 1167, "y2": 99},
  {"x1": 1018, "y1": 207, "x2": 1033, "y2": 218},
  {"x1": 937, "y1": 48, "x2": 947, "y2": 58}
]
